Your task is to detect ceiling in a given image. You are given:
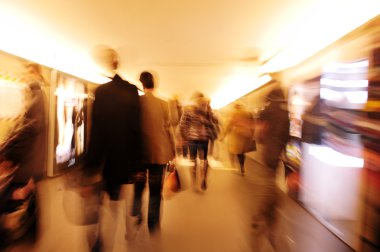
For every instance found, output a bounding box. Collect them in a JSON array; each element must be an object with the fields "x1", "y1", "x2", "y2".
[{"x1": 0, "y1": 0, "x2": 379, "y2": 107}]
